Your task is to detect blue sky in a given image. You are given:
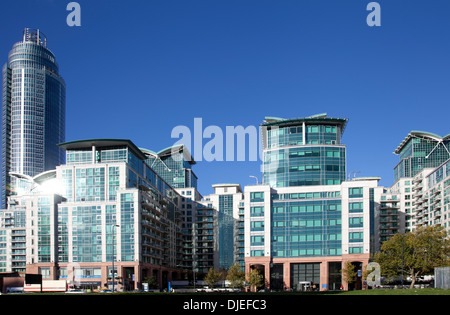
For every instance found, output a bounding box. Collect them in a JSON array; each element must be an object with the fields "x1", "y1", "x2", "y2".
[{"x1": 1, "y1": 0, "x2": 450, "y2": 196}]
